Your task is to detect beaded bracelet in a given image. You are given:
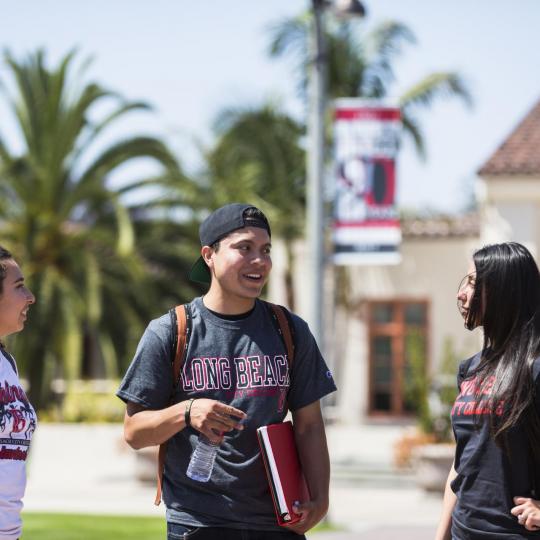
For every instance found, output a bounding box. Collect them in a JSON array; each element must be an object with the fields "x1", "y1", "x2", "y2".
[{"x1": 184, "y1": 398, "x2": 195, "y2": 427}]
